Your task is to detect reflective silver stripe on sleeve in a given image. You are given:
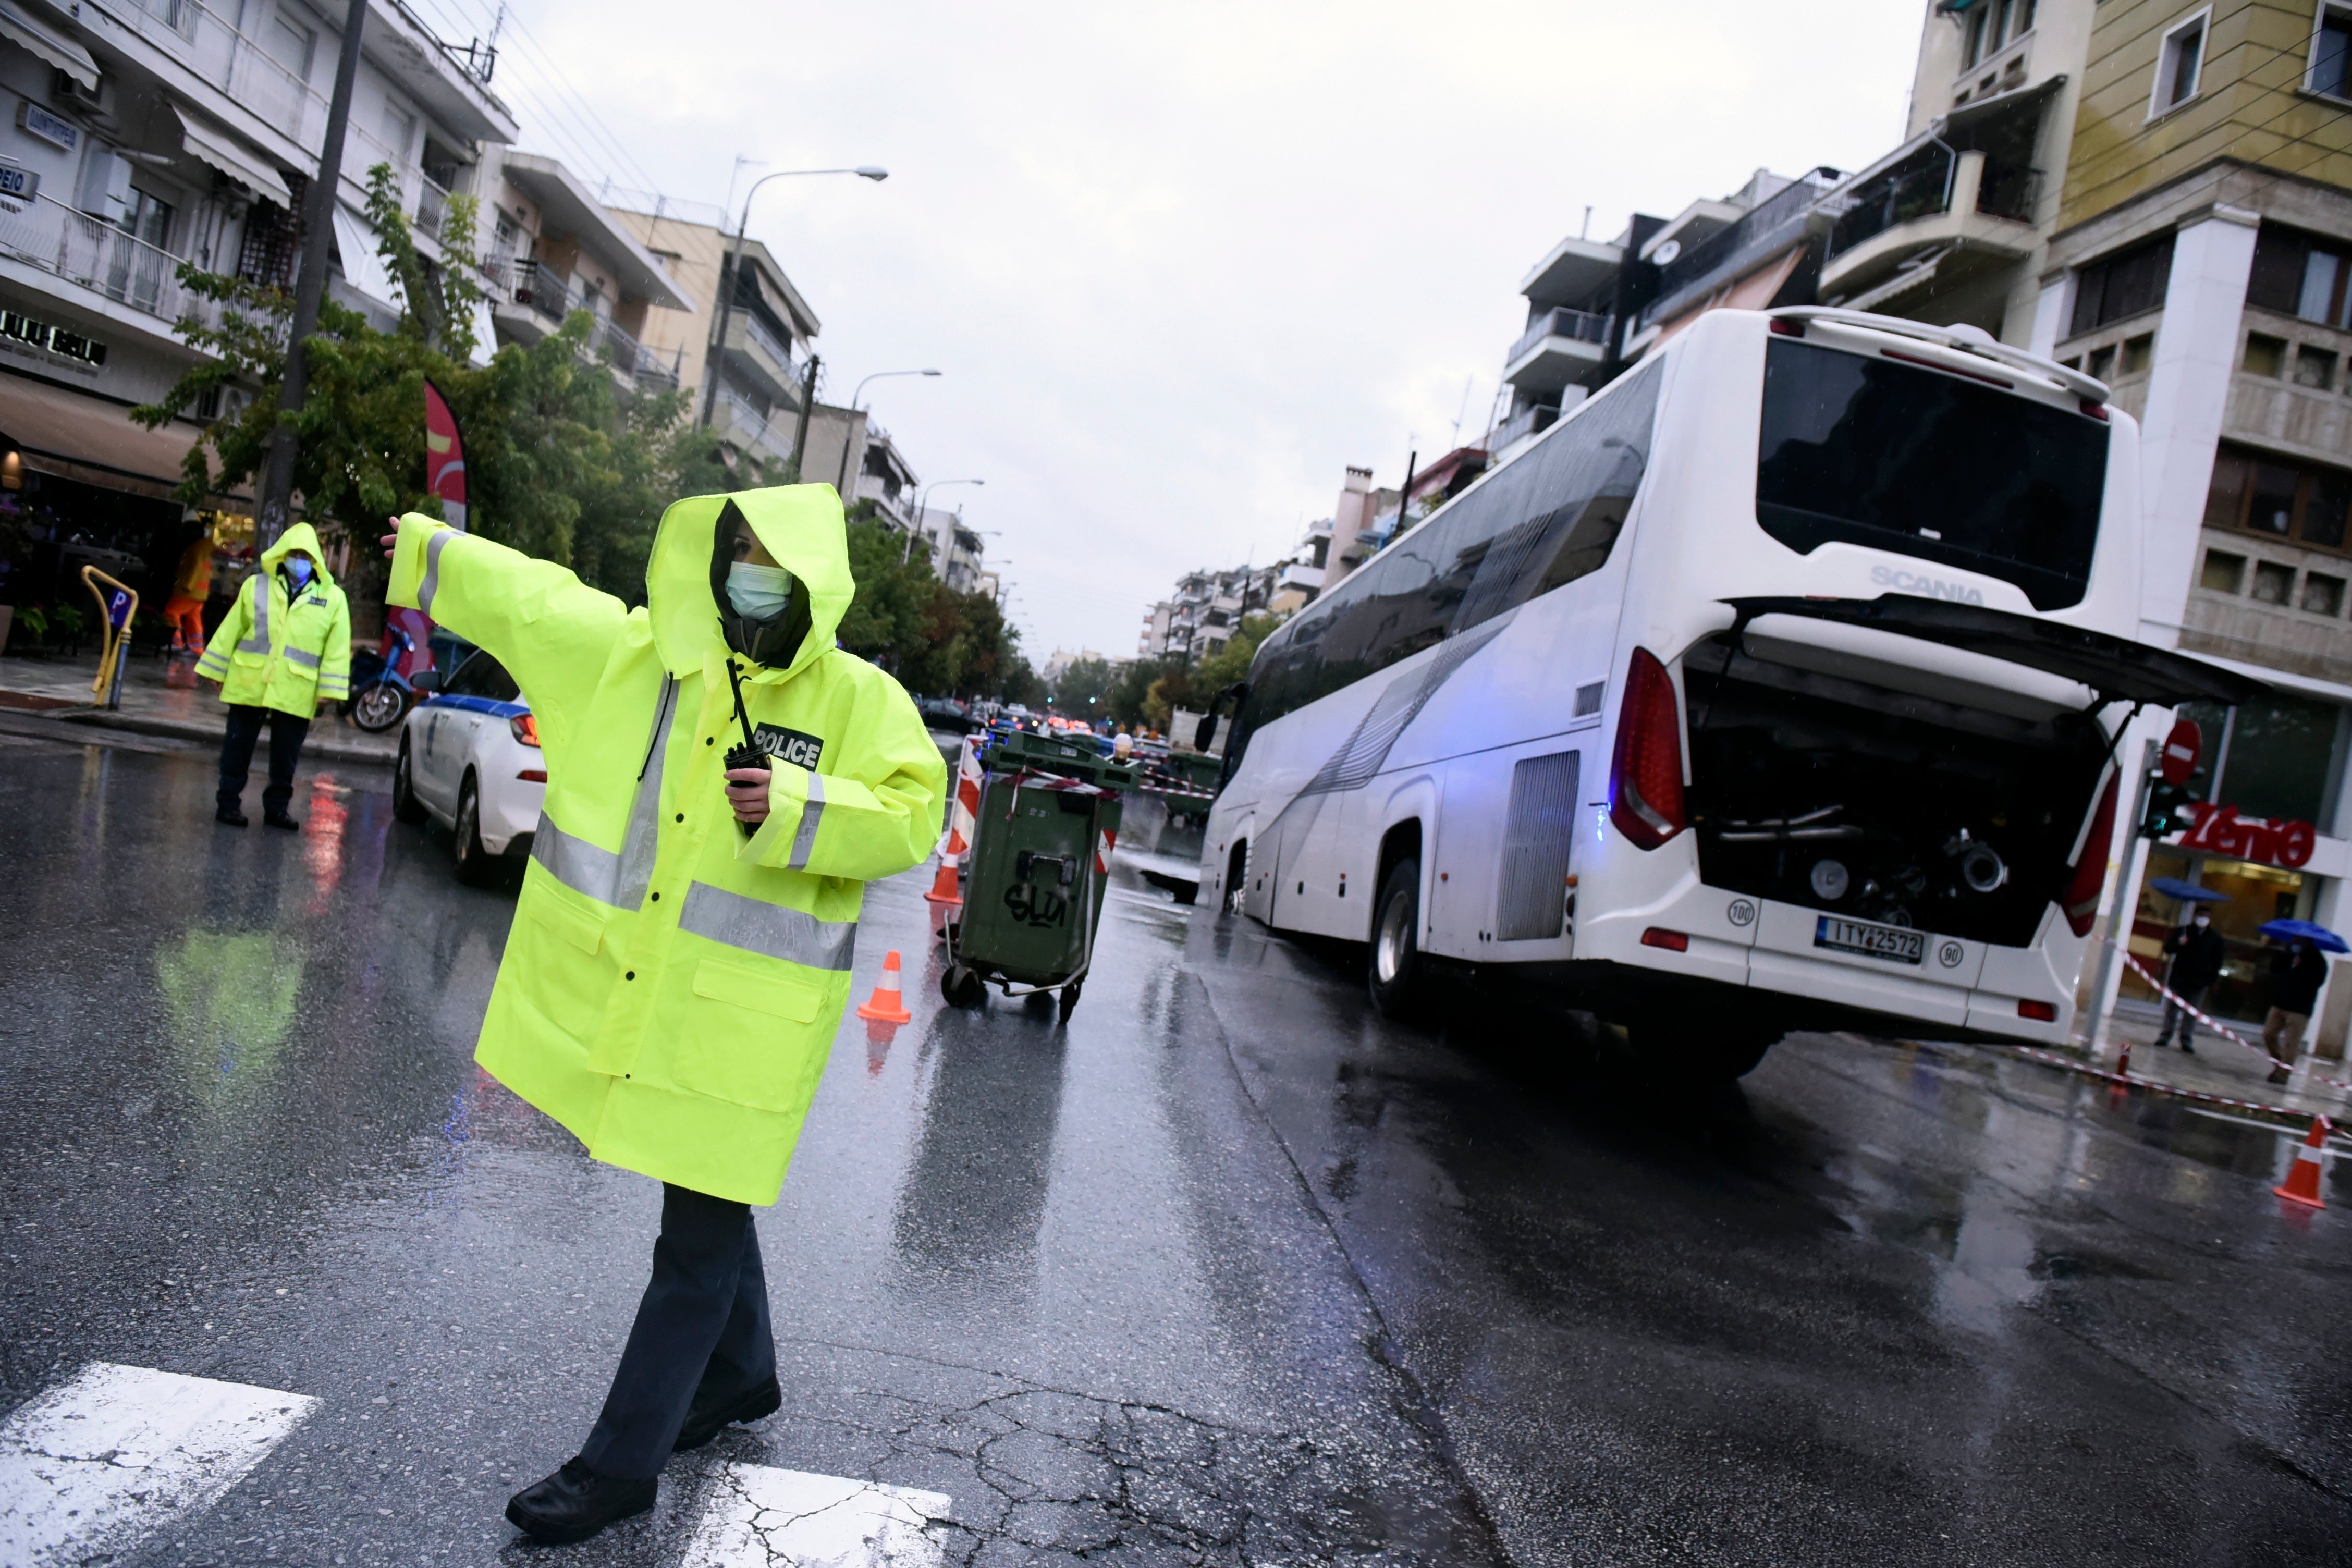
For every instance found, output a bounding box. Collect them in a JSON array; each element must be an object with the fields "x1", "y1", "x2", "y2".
[
  {"x1": 530, "y1": 813, "x2": 628, "y2": 906},
  {"x1": 614, "y1": 676, "x2": 676, "y2": 910},
  {"x1": 678, "y1": 881, "x2": 856, "y2": 972},
  {"x1": 418, "y1": 529, "x2": 455, "y2": 615},
  {"x1": 283, "y1": 645, "x2": 321, "y2": 669},
  {"x1": 786, "y1": 771, "x2": 825, "y2": 872},
  {"x1": 236, "y1": 576, "x2": 271, "y2": 654}
]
